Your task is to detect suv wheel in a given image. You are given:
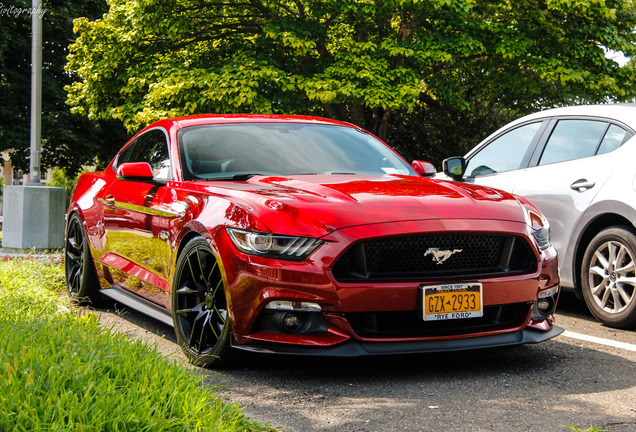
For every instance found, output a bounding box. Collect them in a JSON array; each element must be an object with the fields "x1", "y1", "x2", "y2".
[{"x1": 581, "y1": 226, "x2": 636, "y2": 329}]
